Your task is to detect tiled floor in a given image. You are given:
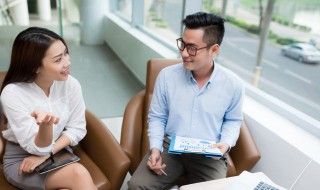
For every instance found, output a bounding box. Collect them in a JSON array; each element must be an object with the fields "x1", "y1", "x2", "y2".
[{"x1": 68, "y1": 41, "x2": 144, "y2": 118}]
